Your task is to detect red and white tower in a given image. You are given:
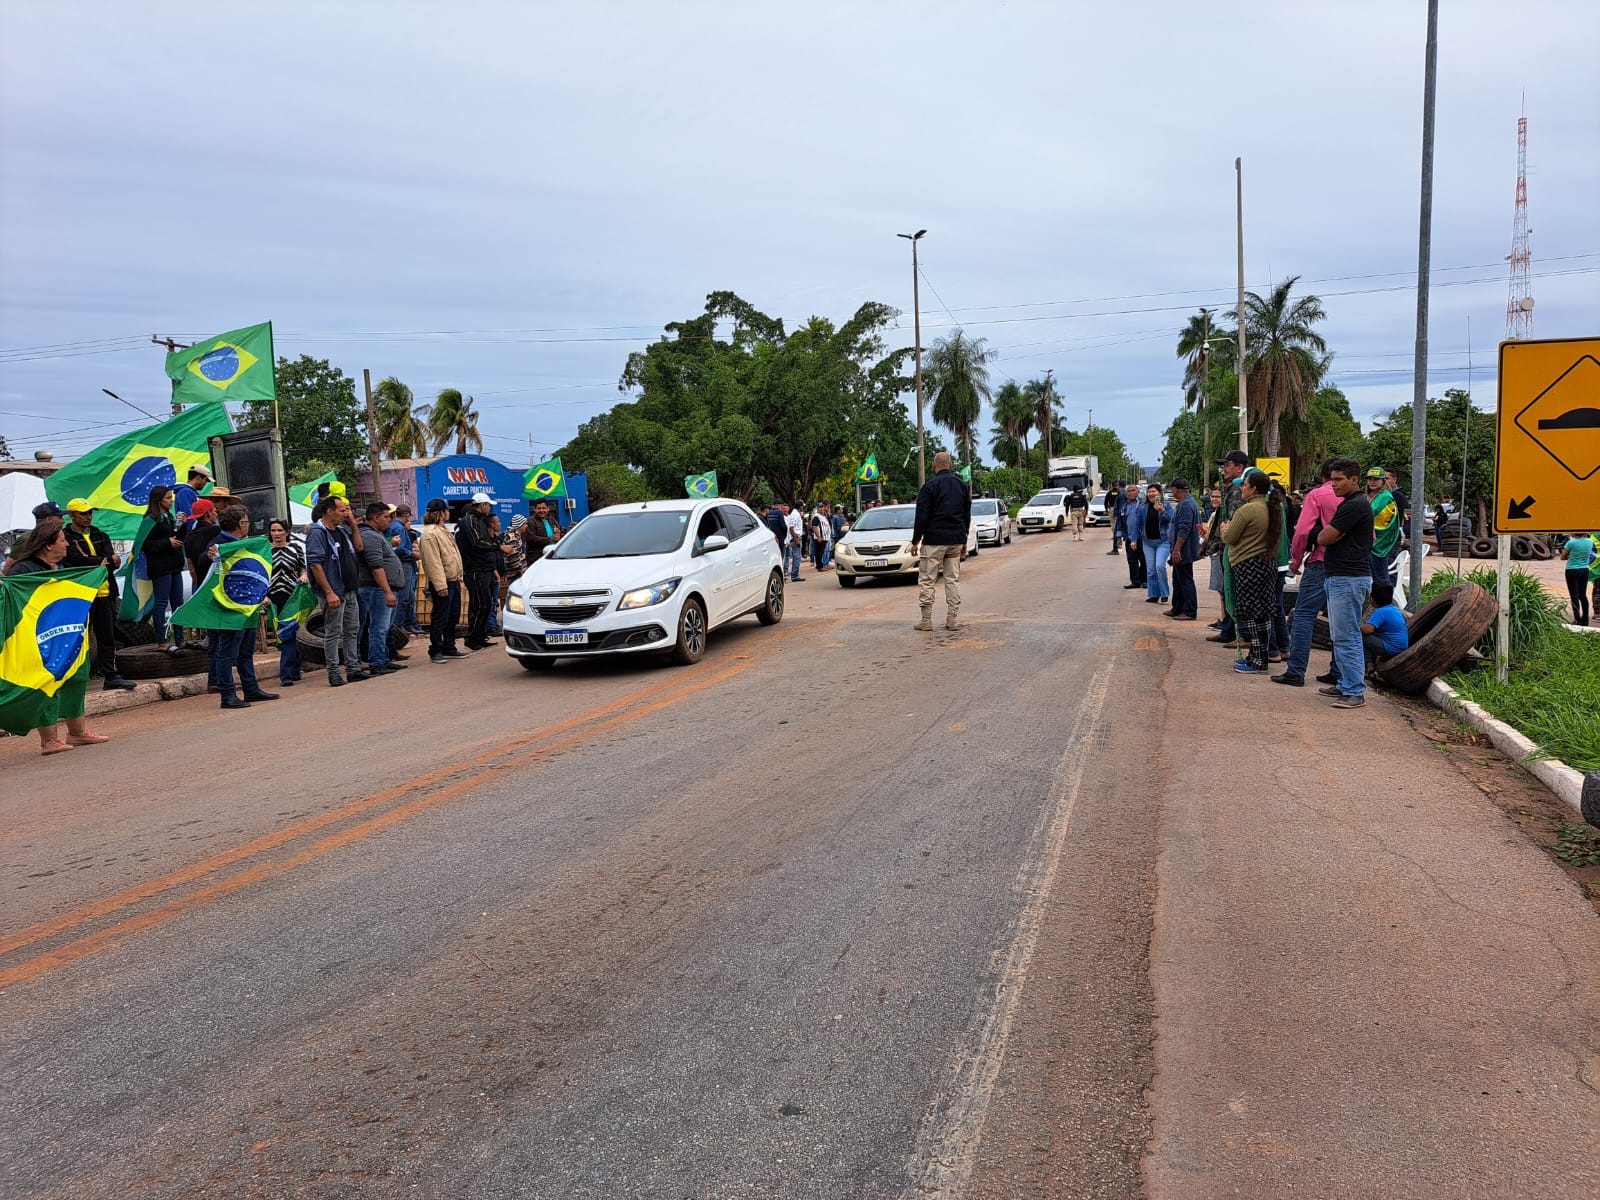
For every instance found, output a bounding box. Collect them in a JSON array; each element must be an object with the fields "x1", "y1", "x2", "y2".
[{"x1": 1505, "y1": 108, "x2": 1533, "y2": 339}]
